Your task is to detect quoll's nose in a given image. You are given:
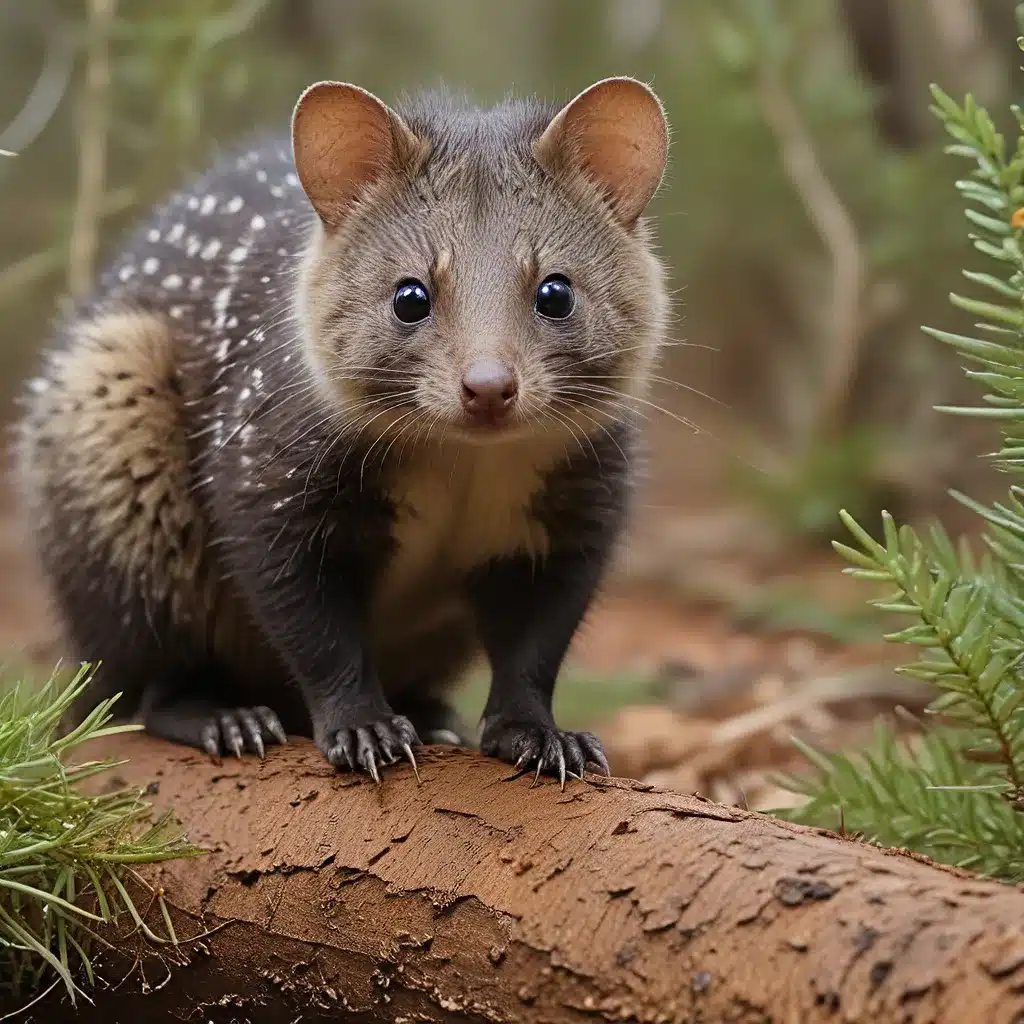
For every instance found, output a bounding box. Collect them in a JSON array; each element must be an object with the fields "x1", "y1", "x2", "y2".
[{"x1": 460, "y1": 359, "x2": 518, "y2": 423}]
